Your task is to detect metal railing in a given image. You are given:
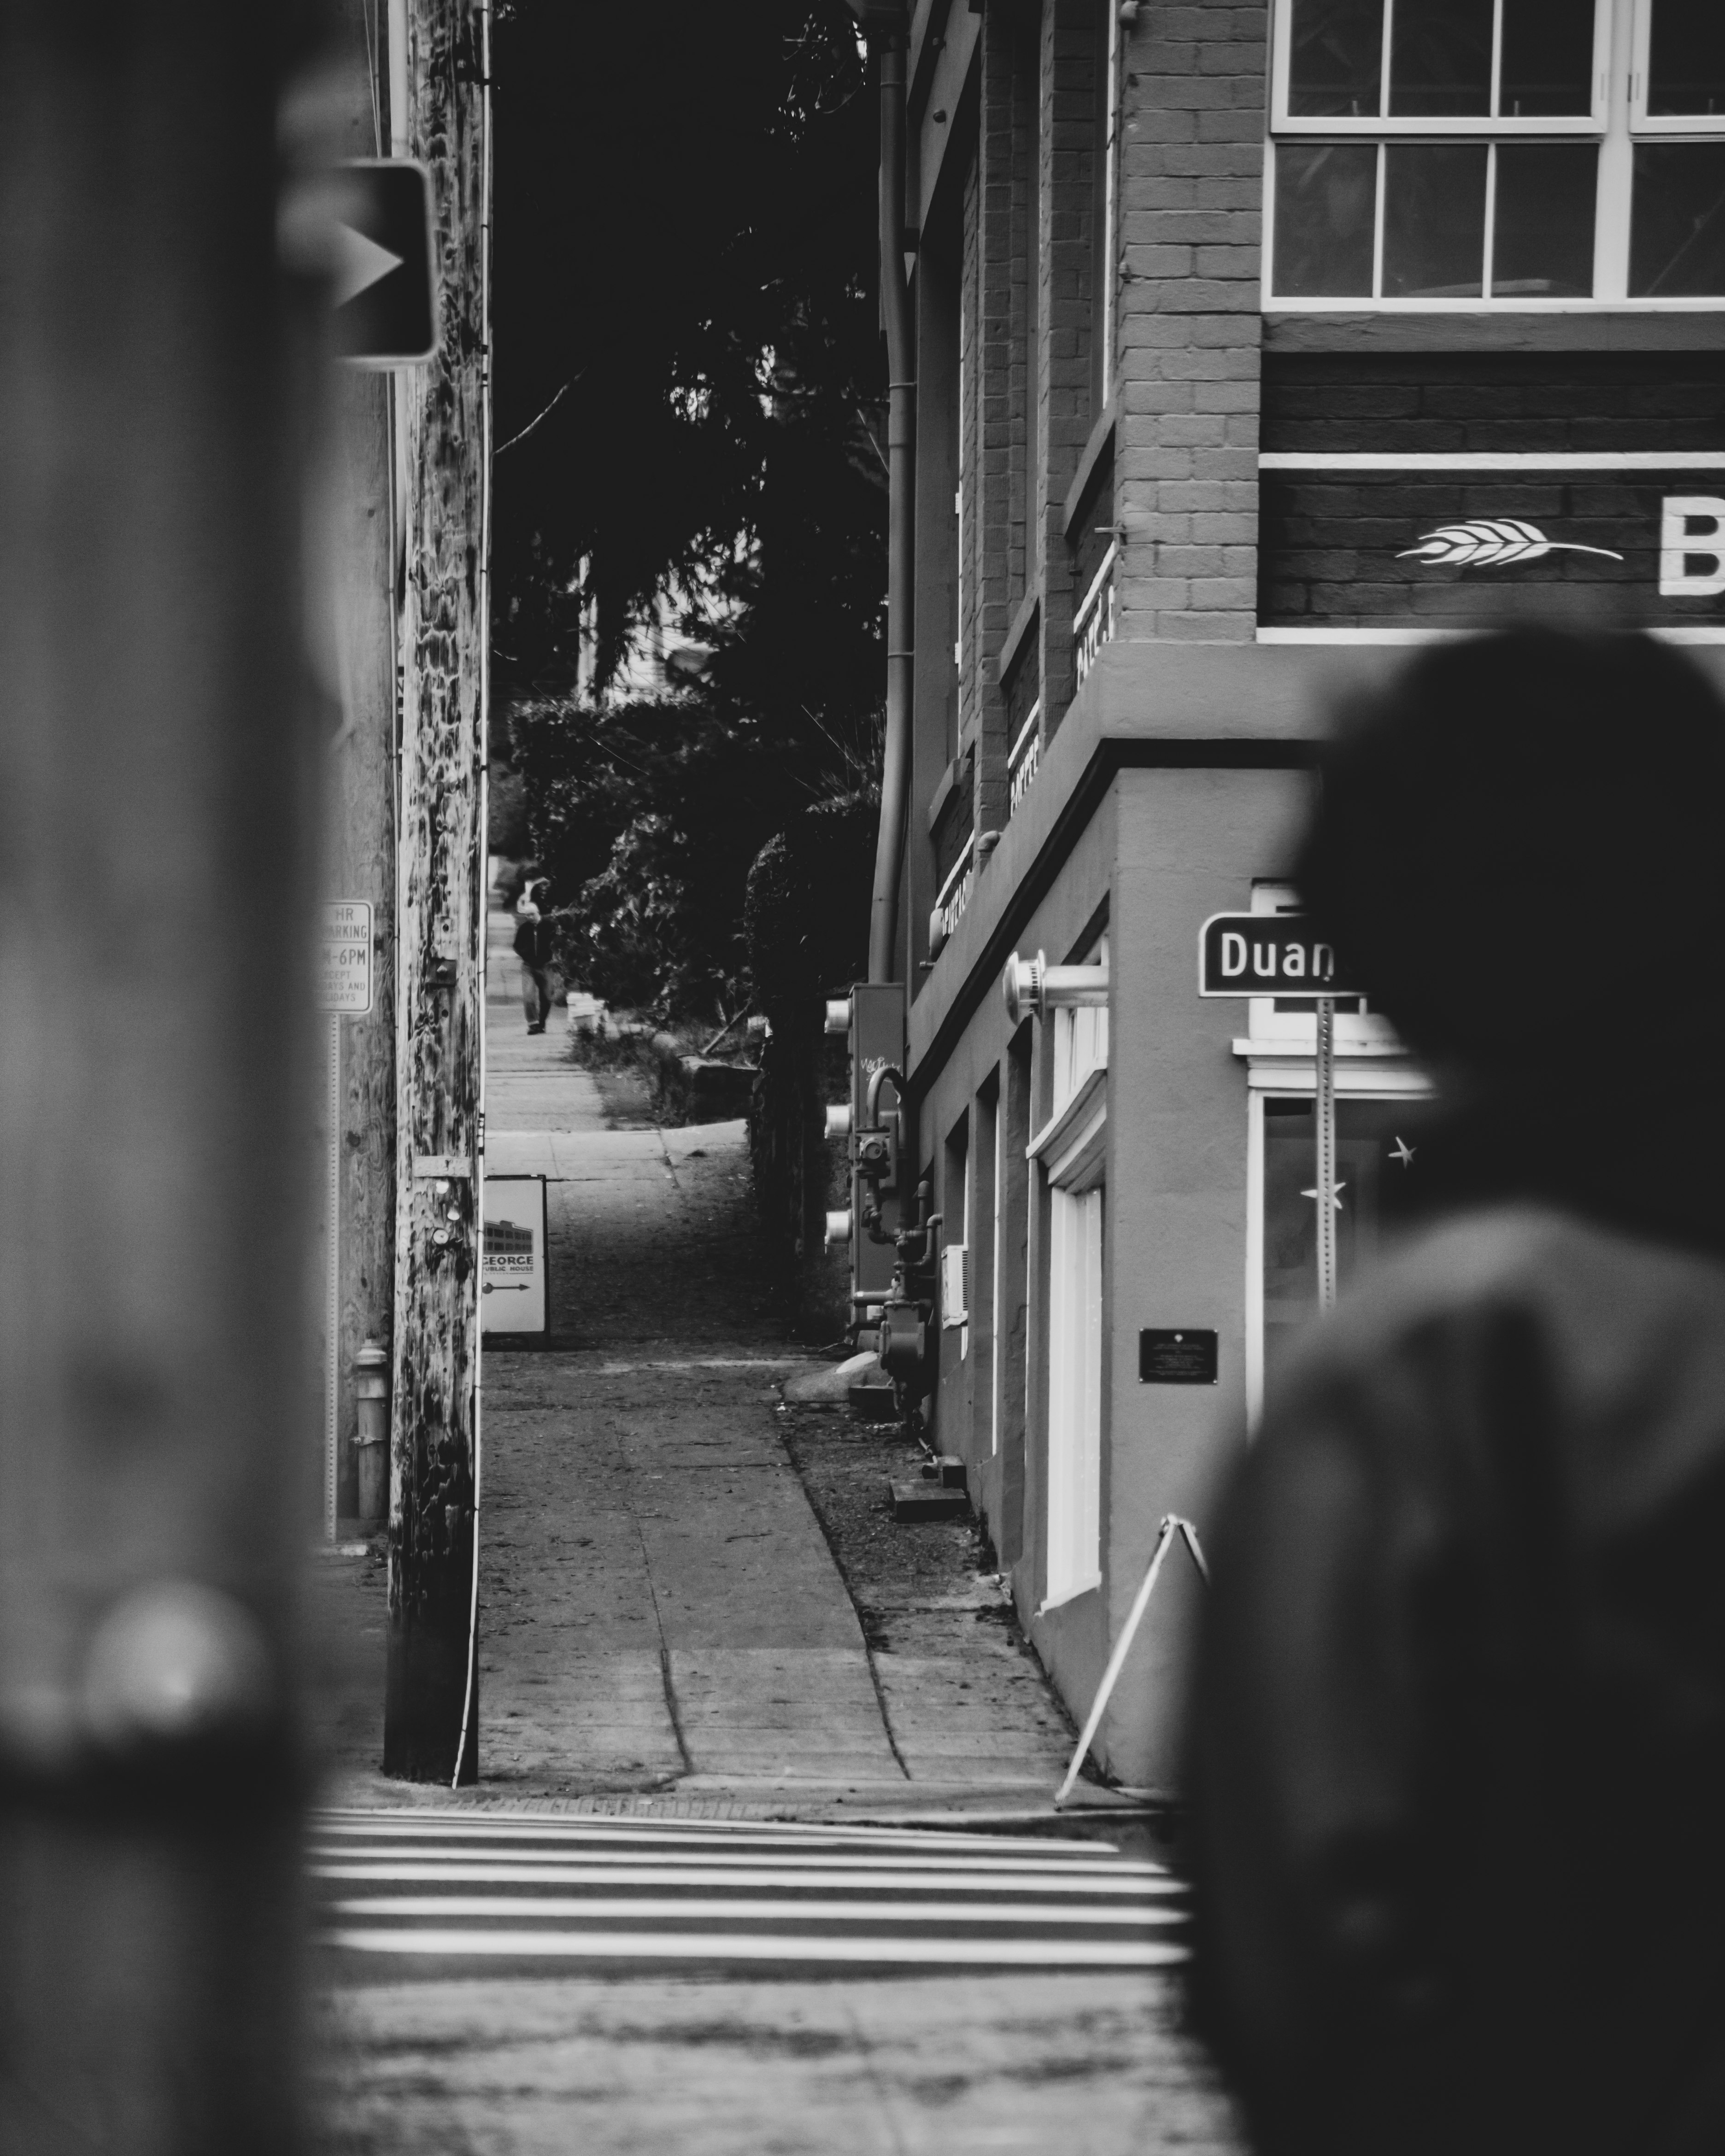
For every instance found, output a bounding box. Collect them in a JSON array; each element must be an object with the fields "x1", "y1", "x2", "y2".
[
  {"x1": 1007, "y1": 697, "x2": 1042, "y2": 820},
  {"x1": 1073, "y1": 540, "x2": 1118, "y2": 695}
]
